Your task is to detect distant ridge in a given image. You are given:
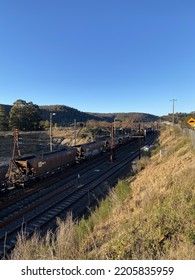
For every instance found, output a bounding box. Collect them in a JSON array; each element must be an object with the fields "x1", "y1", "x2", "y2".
[
  {"x1": 0, "y1": 103, "x2": 159, "y2": 126},
  {"x1": 91, "y1": 112, "x2": 159, "y2": 123}
]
